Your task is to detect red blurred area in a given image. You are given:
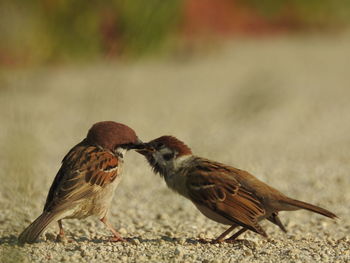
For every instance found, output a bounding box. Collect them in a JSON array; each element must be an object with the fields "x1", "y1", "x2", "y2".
[{"x1": 181, "y1": 0, "x2": 302, "y2": 38}]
